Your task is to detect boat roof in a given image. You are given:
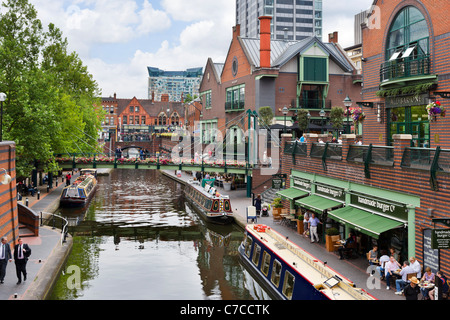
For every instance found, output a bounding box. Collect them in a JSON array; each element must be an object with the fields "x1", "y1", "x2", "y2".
[
  {"x1": 188, "y1": 179, "x2": 229, "y2": 200},
  {"x1": 246, "y1": 224, "x2": 376, "y2": 300}
]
